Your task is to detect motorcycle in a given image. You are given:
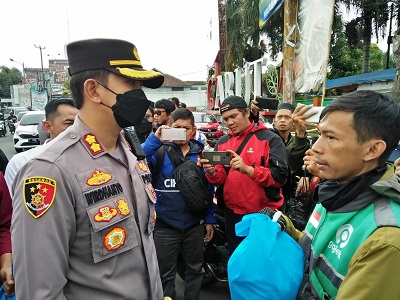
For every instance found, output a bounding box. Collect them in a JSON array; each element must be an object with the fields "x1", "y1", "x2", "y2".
[
  {"x1": 8, "y1": 116, "x2": 17, "y2": 134},
  {"x1": 285, "y1": 176, "x2": 320, "y2": 231},
  {"x1": 177, "y1": 205, "x2": 229, "y2": 287},
  {"x1": 0, "y1": 120, "x2": 6, "y2": 137}
]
